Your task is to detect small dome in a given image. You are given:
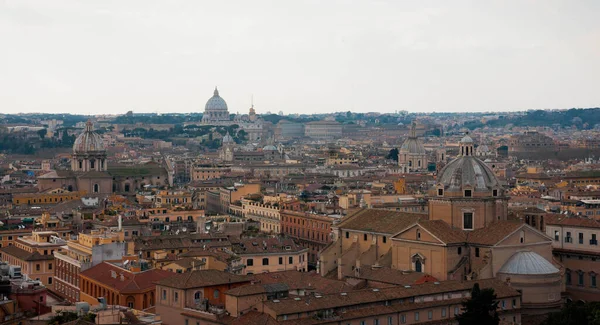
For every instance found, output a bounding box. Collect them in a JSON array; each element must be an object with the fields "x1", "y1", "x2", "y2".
[
  {"x1": 73, "y1": 121, "x2": 105, "y2": 154},
  {"x1": 460, "y1": 134, "x2": 474, "y2": 143},
  {"x1": 437, "y1": 156, "x2": 500, "y2": 191},
  {"x1": 205, "y1": 87, "x2": 228, "y2": 111},
  {"x1": 477, "y1": 144, "x2": 490, "y2": 152},
  {"x1": 498, "y1": 251, "x2": 559, "y2": 275},
  {"x1": 263, "y1": 145, "x2": 277, "y2": 151}
]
